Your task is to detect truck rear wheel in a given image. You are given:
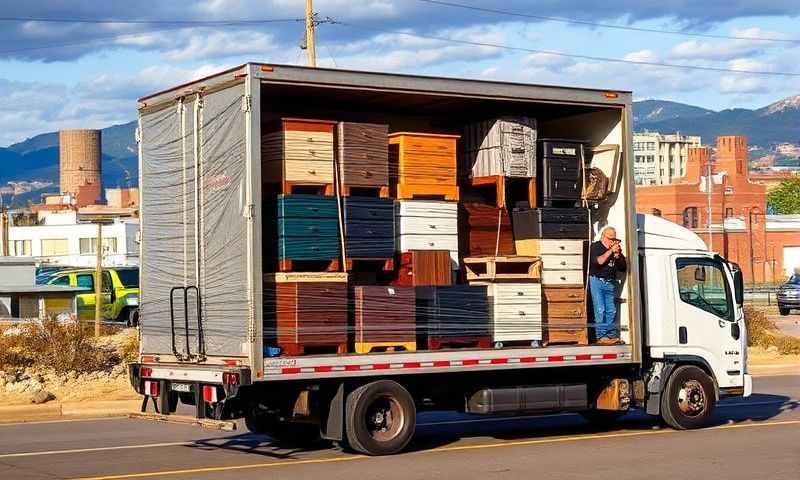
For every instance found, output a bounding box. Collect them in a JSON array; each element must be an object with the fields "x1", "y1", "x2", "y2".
[
  {"x1": 660, "y1": 365, "x2": 715, "y2": 430},
  {"x1": 779, "y1": 306, "x2": 790, "y2": 316},
  {"x1": 345, "y1": 380, "x2": 416, "y2": 455}
]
